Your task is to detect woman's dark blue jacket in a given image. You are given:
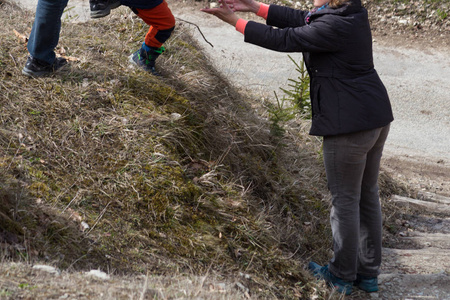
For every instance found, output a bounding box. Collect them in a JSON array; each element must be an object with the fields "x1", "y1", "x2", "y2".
[
  {"x1": 243, "y1": 0, "x2": 394, "y2": 136},
  {"x1": 120, "y1": 0, "x2": 163, "y2": 9}
]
